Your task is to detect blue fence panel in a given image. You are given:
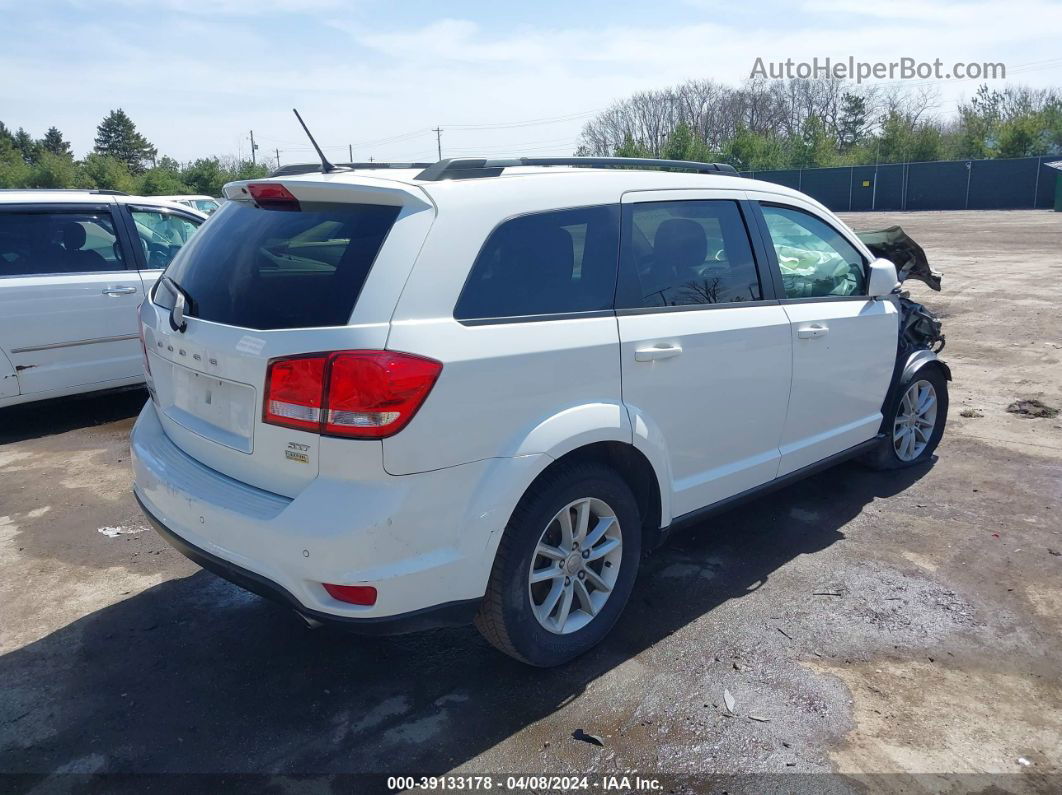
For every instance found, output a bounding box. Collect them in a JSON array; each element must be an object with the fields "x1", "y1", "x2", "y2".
[{"x1": 740, "y1": 156, "x2": 1054, "y2": 211}]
